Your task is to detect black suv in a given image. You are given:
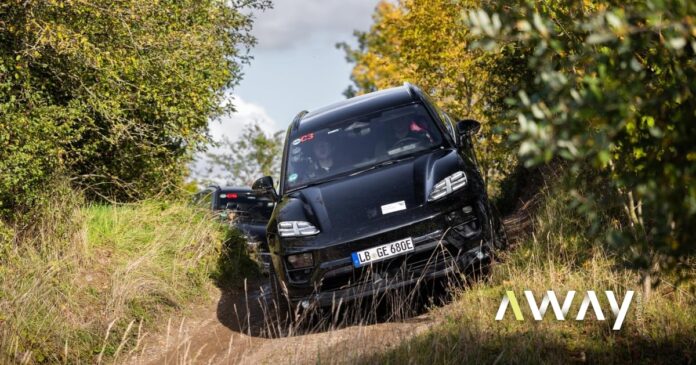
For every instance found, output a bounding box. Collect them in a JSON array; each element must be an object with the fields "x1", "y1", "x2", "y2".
[
  {"x1": 253, "y1": 83, "x2": 505, "y2": 309},
  {"x1": 194, "y1": 186, "x2": 274, "y2": 244}
]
